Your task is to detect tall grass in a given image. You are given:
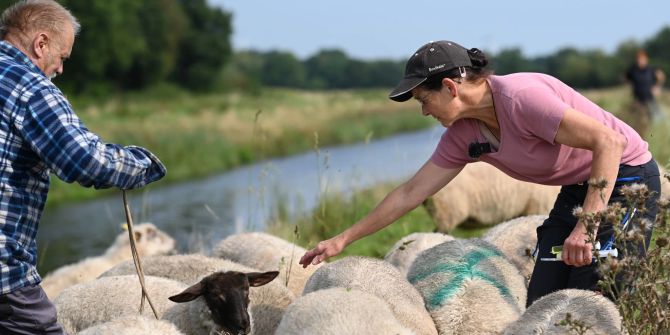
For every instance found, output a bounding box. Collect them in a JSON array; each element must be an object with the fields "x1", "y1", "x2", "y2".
[
  {"x1": 268, "y1": 181, "x2": 489, "y2": 260},
  {"x1": 47, "y1": 86, "x2": 432, "y2": 205}
]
